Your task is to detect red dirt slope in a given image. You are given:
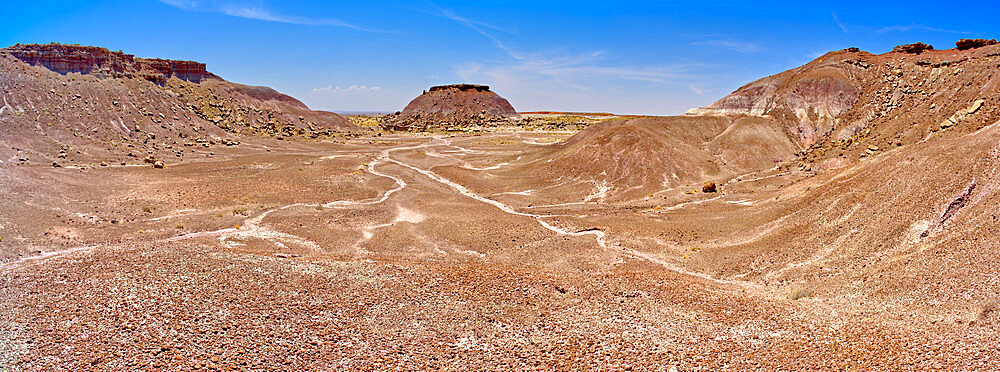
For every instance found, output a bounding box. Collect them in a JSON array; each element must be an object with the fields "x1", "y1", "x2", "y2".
[{"x1": 0, "y1": 43, "x2": 356, "y2": 167}]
